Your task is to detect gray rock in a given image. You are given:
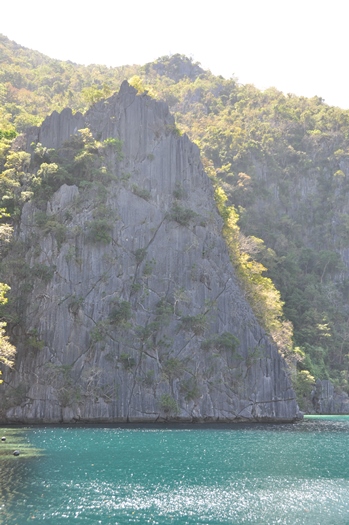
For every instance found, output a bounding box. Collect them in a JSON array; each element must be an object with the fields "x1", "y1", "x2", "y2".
[
  {"x1": 311, "y1": 379, "x2": 349, "y2": 414},
  {"x1": 1, "y1": 82, "x2": 300, "y2": 423}
]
